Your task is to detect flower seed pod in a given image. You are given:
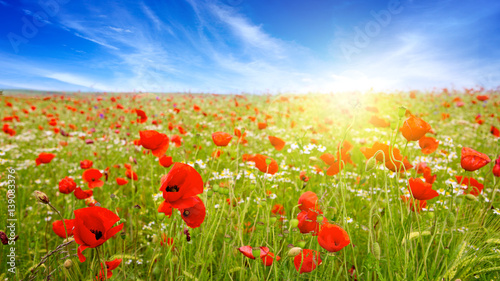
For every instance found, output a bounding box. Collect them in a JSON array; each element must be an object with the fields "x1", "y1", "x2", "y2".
[
  {"x1": 171, "y1": 255, "x2": 179, "y2": 264},
  {"x1": 287, "y1": 247, "x2": 302, "y2": 257},
  {"x1": 34, "y1": 190, "x2": 49, "y2": 204},
  {"x1": 63, "y1": 259, "x2": 73, "y2": 269}
]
